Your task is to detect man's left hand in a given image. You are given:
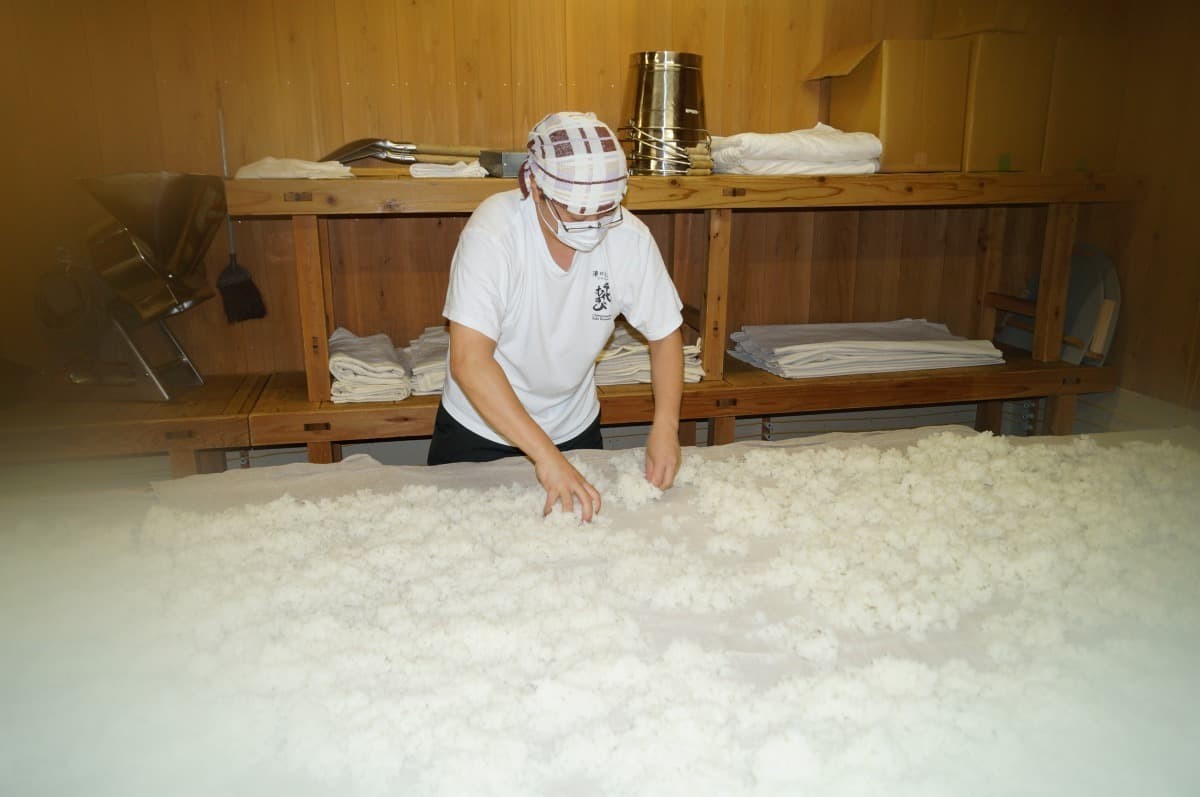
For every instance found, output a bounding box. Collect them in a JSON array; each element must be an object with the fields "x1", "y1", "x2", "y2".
[{"x1": 644, "y1": 424, "x2": 681, "y2": 490}]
